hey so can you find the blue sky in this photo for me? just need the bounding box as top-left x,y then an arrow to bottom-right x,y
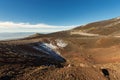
0,0 -> 120,33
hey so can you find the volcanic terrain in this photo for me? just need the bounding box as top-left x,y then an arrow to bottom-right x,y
1,17 -> 120,80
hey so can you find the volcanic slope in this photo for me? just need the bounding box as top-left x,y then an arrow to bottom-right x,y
1,17 -> 120,80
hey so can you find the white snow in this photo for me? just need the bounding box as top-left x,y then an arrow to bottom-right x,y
56,39 -> 68,48
44,43 -> 57,49
32,42 -> 65,62
33,39 -> 67,55
33,43 -> 59,55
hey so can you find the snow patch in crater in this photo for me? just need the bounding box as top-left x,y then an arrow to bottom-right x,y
33,39 -> 67,55
33,43 -> 65,62
44,43 -> 57,49
56,39 -> 68,48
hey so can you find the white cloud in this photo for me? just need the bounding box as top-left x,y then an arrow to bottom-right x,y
0,21 -> 76,33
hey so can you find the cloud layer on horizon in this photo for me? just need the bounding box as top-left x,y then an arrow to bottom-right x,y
0,21 -> 76,33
